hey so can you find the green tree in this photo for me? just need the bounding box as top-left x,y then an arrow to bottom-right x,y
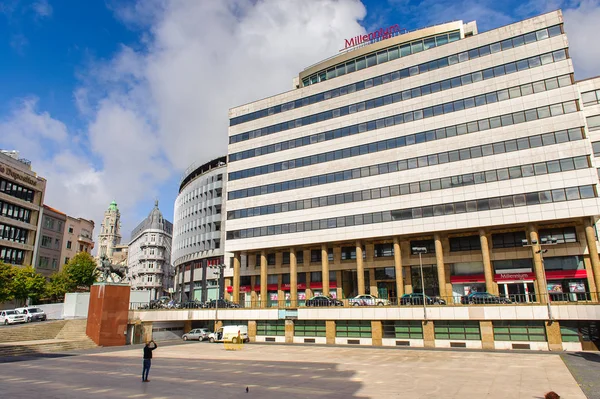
0,261 -> 15,303
46,270 -> 75,301
64,252 -> 98,290
12,266 -> 47,305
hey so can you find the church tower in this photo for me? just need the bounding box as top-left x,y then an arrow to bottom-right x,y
97,200 -> 122,259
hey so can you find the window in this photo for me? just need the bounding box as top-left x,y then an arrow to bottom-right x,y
66,241 -> 72,249
587,115 -> 600,132
493,321 -> 546,341
336,320 -> 371,337
538,226 -> 577,244
38,256 -> 49,268
374,243 -> 394,257
492,231 -> 526,248
382,321 -> 423,339
257,321 -> 285,336
581,89 -> 600,106
296,250 -> 304,264
544,256 -> 584,271
593,142 -> 600,157
310,271 -> 322,283
310,249 -> 321,263
410,240 -> 435,254
41,235 -> 52,248
68,227 -> 74,233
375,267 -> 395,280
267,253 -> 276,266
434,321 -> 481,340
449,236 -> 482,251
64,257 -> 69,265
295,321 -> 326,337
44,217 -> 55,230
493,259 -> 533,272
282,252 -> 290,265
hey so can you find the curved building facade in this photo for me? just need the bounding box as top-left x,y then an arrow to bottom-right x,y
172,156 -> 230,302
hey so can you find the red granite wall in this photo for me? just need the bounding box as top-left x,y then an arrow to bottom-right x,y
86,284 -> 130,346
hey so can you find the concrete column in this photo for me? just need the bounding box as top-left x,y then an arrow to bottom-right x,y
248,320 -> 257,343
365,243 -> 375,263
583,257 -> 598,302
403,267 -> 413,294
528,225 -> 548,304
260,250 -> 267,308
584,218 -> 600,300
480,320 -> 494,350
232,252 -> 241,304
369,269 -> 377,296
142,322 -> 153,343
371,321 -> 382,346
321,244 -> 330,296
479,229 -> 497,295
422,321 -> 435,348
393,237 -> 404,300
305,272 -> 312,298
290,248 -> 298,307
277,274 -> 284,308
183,320 -> 192,334
224,277 -> 232,301
214,320 -> 223,332
336,270 -> 343,299
285,319 -> 294,344
434,233 -> 447,298
326,320 -> 336,345
356,241 -> 365,295
250,276 -> 258,307
546,321 -> 563,351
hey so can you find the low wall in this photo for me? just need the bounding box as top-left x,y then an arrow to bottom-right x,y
38,303 -> 63,320
64,292 -> 90,319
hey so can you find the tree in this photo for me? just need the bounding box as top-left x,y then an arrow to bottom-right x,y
64,252 -> 98,290
46,270 -> 75,301
12,266 -> 47,306
0,261 -> 15,303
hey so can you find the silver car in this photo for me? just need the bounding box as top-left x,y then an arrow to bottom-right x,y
182,328 -> 210,341
348,294 -> 391,306
0,310 -> 26,325
15,307 -> 47,322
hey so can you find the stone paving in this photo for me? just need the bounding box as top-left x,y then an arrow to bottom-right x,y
0,342 -> 588,398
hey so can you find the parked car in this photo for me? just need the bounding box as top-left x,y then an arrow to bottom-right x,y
208,325 -> 249,343
400,293 -> 446,306
182,328 -> 210,341
461,292 -> 512,304
305,295 -> 344,307
15,307 -> 47,322
348,294 -> 391,306
205,299 -> 240,309
182,300 -> 205,309
0,310 -> 27,325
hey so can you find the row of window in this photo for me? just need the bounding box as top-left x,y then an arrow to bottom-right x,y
587,115 -> 600,132
37,256 -> 58,270
40,235 -> 60,250
230,48 -> 568,164
0,178 -> 35,203
43,216 -> 64,232
336,320 -> 372,338
226,185 -> 595,240
493,321 -> 546,341
0,246 -> 25,265
582,89 -> 600,106
229,24 -> 561,128
0,200 -> 32,224
176,204 -> 221,224
0,223 -> 28,244
227,152 -> 587,221
230,58 -> 569,167
302,30 -> 461,88
227,99 -> 580,201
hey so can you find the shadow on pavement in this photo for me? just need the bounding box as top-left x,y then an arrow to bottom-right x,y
565,351 -> 600,363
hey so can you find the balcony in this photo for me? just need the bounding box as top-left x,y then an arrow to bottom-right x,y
138,253 -> 166,262
77,235 -> 93,245
131,267 -> 164,275
140,240 -> 167,248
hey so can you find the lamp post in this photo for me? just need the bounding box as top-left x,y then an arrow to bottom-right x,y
522,237 -> 557,322
412,247 -> 428,321
208,263 -> 226,331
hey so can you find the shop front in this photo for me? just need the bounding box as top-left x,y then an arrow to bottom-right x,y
228,282 -> 337,307
450,262 -> 486,302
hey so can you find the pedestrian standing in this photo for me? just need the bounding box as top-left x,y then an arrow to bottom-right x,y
142,340 -> 157,382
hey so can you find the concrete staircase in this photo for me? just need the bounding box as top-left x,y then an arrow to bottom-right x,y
0,319 -> 97,357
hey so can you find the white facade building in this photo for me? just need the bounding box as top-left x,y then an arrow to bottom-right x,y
172,156 -> 232,302
225,10 -> 600,311
127,201 -> 174,300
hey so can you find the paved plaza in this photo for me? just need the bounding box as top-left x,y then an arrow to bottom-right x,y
0,342 -> 590,398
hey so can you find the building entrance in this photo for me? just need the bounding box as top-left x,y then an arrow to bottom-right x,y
500,282 -> 535,303
377,281 -> 395,300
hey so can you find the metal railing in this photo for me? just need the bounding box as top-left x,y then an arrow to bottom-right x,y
130,292 -> 599,311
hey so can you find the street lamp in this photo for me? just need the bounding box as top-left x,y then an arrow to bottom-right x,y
521,237 -> 557,322
208,263 -> 226,330
412,247 -> 428,321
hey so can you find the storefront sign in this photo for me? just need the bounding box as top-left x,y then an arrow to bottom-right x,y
341,24 -> 403,51
0,164 -> 38,187
495,272 -> 536,282
450,274 -> 485,283
569,282 -> 586,293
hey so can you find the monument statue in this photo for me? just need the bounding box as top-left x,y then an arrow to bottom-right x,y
97,255 -> 127,283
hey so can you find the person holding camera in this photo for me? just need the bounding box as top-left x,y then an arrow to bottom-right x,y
142,340 -> 158,382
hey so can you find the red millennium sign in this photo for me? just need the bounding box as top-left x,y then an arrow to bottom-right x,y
341,24 -> 402,51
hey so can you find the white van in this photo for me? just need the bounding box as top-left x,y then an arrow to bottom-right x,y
208,325 -> 249,344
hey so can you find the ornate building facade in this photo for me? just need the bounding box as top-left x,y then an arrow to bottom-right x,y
97,201 -> 122,260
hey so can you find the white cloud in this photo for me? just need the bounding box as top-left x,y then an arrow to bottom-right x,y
563,0 -> 600,79
32,0 -> 53,18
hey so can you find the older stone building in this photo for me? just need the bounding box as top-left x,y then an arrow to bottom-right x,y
61,215 -> 95,268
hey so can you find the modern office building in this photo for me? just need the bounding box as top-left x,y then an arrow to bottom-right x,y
172,156 -> 232,302
0,151 -> 46,268
219,10 -> 600,349
33,205 -> 66,277
61,215 -> 95,267
127,201 -> 174,299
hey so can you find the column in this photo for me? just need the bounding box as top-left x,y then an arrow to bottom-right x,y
393,237 -> 404,300
247,320 -> 257,343
142,322 -> 153,343
305,271 -> 312,298
545,321 -> 563,351
277,274 -> 284,308
321,244 -> 330,296
369,269 -> 377,296
183,320 -> 192,334
584,218 -> 600,300
224,277 -> 232,301
479,229 -> 497,295
356,241 -> 365,295
190,262 -> 196,301
290,248 -> 298,307
201,258 -> 208,303
232,252 -> 241,304
479,320 -> 494,350
422,321 -> 435,348
326,320 -> 336,345
434,233 -> 447,299
250,276 -> 258,307
260,250 -> 267,308
528,225 -> 548,304
371,321 -> 382,346
336,271 -> 343,299
403,266 -> 413,294
285,319 -> 294,344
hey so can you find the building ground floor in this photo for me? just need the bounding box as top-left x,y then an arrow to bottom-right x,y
225,217 -> 600,307
174,256 -> 227,303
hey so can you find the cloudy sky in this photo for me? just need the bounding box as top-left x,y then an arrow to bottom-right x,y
1,0 -> 599,243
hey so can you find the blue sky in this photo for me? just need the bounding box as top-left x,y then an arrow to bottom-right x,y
1,0 -> 599,243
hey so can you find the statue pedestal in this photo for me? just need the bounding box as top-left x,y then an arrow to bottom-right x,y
86,283 -> 130,346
